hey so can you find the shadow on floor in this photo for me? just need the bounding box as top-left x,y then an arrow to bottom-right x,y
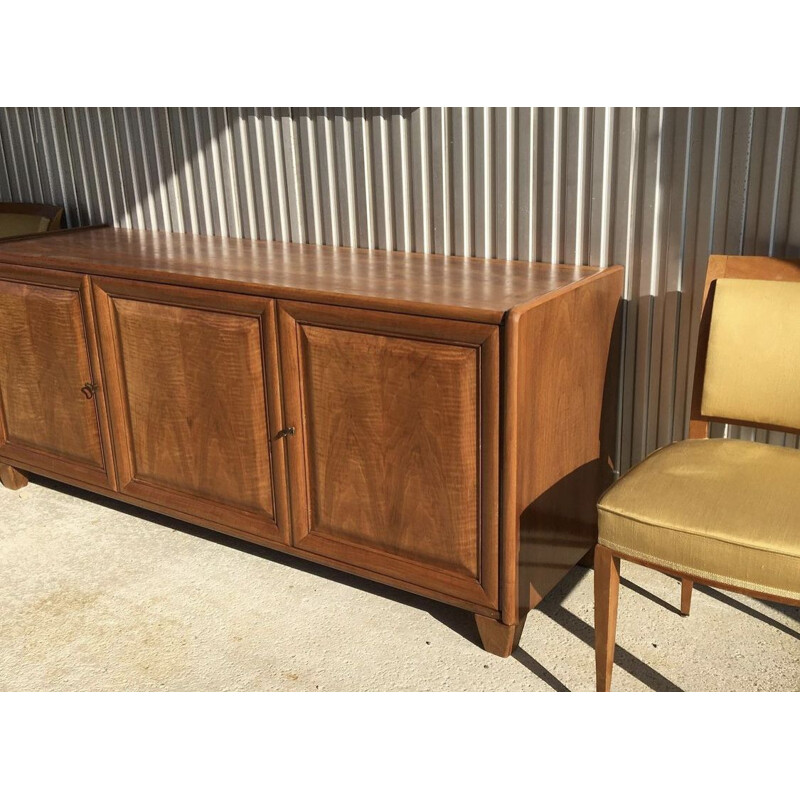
692,583 -> 800,640
534,566 -> 683,692
35,476 -> 800,691
26,475 -> 483,647
620,575 -> 681,615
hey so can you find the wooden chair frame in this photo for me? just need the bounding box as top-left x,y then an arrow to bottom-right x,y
595,254 -> 800,691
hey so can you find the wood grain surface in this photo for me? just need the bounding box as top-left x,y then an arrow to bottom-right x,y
279,300 -> 499,608
501,268 -> 624,625
92,277 -> 290,542
0,266 -> 112,488
0,227 -> 603,324
0,230 -> 625,655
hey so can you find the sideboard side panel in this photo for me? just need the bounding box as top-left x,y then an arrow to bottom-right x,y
507,268 -> 624,620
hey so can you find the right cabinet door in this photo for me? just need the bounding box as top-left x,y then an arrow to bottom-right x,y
278,301 -> 499,609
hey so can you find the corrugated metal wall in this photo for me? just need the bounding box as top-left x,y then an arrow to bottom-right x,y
2,107 -> 799,473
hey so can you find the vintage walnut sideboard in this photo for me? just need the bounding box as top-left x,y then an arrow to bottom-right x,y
0,228 -> 622,656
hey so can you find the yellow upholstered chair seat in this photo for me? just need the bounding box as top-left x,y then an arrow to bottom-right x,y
598,438 -> 800,602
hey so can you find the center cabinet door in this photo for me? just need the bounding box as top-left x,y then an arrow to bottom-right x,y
92,278 -> 290,544
278,301 -> 499,609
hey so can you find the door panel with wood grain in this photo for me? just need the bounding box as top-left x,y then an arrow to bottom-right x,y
93,278 -> 290,543
278,301 -> 499,608
0,266 -> 113,488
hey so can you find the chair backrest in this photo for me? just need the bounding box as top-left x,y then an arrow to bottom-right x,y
690,255 -> 800,438
0,202 -> 63,240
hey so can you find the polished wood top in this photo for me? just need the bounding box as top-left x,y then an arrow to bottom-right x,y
0,227 -> 613,323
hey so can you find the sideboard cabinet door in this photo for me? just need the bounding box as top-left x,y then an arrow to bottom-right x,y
0,266 -> 114,488
92,278 -> 290,543
278,301 -> 499,609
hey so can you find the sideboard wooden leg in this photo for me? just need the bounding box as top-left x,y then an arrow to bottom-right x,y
0,464 -> 28,491
475,614 -> 526,657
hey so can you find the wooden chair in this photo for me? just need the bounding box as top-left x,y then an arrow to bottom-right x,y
594,255 -> 800,691
0,202 -> 63,239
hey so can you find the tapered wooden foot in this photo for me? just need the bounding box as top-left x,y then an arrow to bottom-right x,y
0,464 -> 28,490
681,578 -> 693,616
475,614 -> 526,657
594,544 -> 620,692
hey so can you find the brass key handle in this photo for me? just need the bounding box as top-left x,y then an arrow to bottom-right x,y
81,382 -> 98,399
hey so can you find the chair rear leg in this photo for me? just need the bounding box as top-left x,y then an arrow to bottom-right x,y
681,578 -> 693,616
594,545 -> 620,692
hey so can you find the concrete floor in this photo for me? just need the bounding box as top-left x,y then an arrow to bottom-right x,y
1,477 -> 798,692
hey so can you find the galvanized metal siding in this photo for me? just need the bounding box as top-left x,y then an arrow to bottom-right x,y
2,107 -> 799,473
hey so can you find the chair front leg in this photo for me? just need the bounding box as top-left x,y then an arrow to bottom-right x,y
680,578 -> 693,616
594,544 -> 620,692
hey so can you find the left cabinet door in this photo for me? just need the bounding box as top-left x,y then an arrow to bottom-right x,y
0,265 -> 115,489
92,277 -> 290,544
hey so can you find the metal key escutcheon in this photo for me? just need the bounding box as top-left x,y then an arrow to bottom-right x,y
81,382 -> 99,399
274,426 -> 295,440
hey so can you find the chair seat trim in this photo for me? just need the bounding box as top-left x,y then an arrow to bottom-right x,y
597,539 -> 800,602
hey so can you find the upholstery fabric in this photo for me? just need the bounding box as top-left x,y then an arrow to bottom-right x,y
598,438 -> 800,601
0,213 -> 50,239
702,278 -> 800,431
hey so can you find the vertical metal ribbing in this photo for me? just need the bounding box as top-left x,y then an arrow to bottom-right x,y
250,109 -> 273,241
219,109 -> 243,240
378,108 -> 393,252
340,108 -> 358,248
322,107 -> 340,248
96,108 -> 123,228
269,109 -> 290,243
206,108 -> 229,238
2,109 -> 28,201
461,106 -> 471,257
417,106 -> 432,254
71,108 -> 101,224
189,108 -> 213,235
440,107 -> 451,257
551,107 -> 562,265
399,109 -> 412,253
359,109 -> 375,251
304,109 -> 323,246
282,109 -> 306,244
768,108 -> 787,257
172,109 -> 198,234
527,107 -> 539,262
231,108 -> 257,241
134,108 -> 158,230
146,109 -> 173,232
599,107 -> 614,270
4,107 -> 800,468
482,107 -> 493,259
0,113 -> 12,201
505,107 -> 516,261
574,107 -> 588,266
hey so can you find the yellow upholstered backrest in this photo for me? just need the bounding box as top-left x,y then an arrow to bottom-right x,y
701,278 -> 800,431
0,212 -> 51,239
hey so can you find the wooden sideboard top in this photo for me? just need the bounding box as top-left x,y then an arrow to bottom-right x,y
0,227 -> 617,323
